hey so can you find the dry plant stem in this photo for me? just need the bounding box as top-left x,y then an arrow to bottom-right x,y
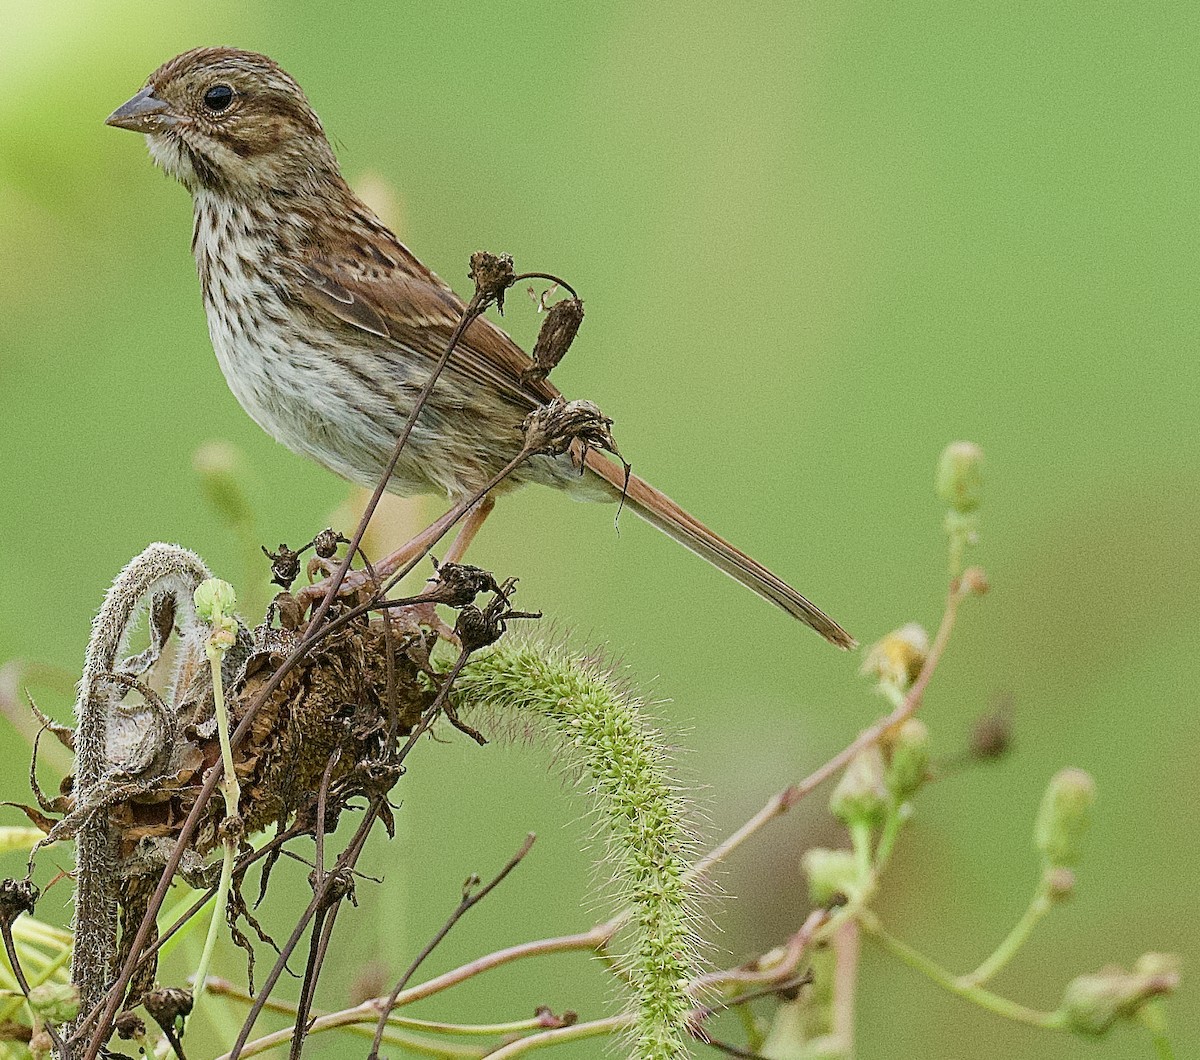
367,833 -> 537,1059
233,666 -> 488,1060
286,752 -> 341,1060
483,1015 -> 633,1059
206,976 -> 560,1038
225,797 -> 382,1060
80,289 -> 491,1059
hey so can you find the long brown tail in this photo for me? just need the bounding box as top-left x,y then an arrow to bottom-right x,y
584,451 -> 856,649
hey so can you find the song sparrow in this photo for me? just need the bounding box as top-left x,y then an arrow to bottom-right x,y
106,47 -> 854,649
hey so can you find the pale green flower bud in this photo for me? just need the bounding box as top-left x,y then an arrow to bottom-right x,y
802,848 -> 860,905
1035,768 -> 1095,868
830,747 -> 889,828
885,718 -> 930,802
936,441 -> 983,513
194,578 -> 237,623
1060,953 -> 1180,1036
861,624 -> 928,694
27,982 -> 80,1023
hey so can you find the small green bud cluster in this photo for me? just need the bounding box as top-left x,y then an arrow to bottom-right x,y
194,577 -> 238,655
1035,767 -> 1095,870
26,982 -> 79,1024
885,718 -> 930,804
830,747 -> 889,829
861,624 -> 928,699
936,441 -> 983,575
1061,953 -> 1180,1036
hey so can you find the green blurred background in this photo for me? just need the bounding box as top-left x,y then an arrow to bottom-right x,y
2,1 -> 1197,1056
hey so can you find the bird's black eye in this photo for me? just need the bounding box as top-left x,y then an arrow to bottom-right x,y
203,84 -> 234,113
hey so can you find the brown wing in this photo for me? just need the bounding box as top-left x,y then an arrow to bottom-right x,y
294,240 -> 561,411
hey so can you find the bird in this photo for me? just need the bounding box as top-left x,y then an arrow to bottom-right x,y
105,47 -> 855,649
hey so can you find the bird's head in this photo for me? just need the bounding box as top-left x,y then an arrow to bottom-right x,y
106,47 -> 340,197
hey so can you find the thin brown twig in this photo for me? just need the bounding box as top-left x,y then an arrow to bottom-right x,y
367,833 -> 537,1058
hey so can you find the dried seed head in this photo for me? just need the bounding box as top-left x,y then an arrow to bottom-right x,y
0,878 -> 38,922
262,544 -> 303,589
523,297 -> 585,385
313,528 -> 347,559
143,986 -> 194,1030
522,397 -> 623,467
468,251 -> 515,312
115,1010 -> 146,1040
426,560 -> 501,608
970,707 -> 1014,760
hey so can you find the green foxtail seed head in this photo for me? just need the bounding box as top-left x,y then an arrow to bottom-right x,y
1035,767 -> 1095,868
830,746 -> 889,828
885,718 -> 930,802
449,641 -> 697,1060
27,982 -> 80,1023
861,623 -> 928,695
803,848 -> 861,906
936,441 -> 983,513
1060,953 -> 1180,1037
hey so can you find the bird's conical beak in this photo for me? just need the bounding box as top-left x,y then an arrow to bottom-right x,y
105,86 -> 177,133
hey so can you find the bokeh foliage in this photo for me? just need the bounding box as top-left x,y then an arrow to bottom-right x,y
1,2 -> 1196,1056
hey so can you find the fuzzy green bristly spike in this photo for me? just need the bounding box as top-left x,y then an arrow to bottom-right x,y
451,641 -> 697,1060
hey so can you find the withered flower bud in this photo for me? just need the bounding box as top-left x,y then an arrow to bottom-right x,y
961,566 -> 990,595
0,878 -> 38,923
456,605 -> 503,654
143,986 -> 194,1030
523,297 -> 585,385
426,560 -> 501,608
970,708 -> 1014,760
312,528 -> 347,559
262,544 -> 302,589
522,398 -> 623,466
1046,867 -> 1076,902
115,1010 -> 146,1040
468,251 -> 515,312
